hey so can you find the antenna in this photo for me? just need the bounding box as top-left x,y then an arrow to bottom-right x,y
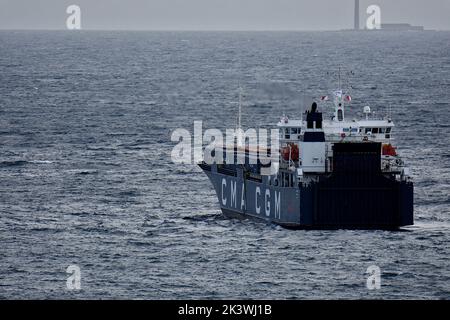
236,85 -> 244,147
326,67 -> 353,98
338,66 -> 341,90
346,70 -> 354,92
238,85 -> 243,130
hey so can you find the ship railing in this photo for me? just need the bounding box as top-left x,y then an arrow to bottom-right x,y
381,157 -> 405,174
326,133 -> 393,144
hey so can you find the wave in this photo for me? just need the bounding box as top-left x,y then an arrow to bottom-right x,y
28,160 -> 53,164
0,159 -> 55,167
0,160 -> 28,168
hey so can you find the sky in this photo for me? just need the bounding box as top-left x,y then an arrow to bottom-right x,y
0,0 -> 449,31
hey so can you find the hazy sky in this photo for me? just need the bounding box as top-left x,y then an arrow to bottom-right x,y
0,0 -> 449,30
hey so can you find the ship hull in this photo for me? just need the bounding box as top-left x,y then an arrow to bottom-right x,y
200,164 -> 414,230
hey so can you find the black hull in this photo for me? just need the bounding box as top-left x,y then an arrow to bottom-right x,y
200,142 -> 414,230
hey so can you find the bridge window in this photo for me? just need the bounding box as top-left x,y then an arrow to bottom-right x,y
284,128 -> 290,139
386,127 -> 391,133
372,128 -> 379,134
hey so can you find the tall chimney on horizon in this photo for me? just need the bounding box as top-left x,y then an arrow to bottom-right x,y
354,0 -> 360,30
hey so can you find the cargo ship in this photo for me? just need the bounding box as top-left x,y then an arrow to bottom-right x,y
198,86 -> 413,229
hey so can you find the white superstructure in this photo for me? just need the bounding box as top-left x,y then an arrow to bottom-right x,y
277,88 -> 409,178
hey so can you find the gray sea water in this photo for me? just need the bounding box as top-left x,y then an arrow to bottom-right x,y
0,31 -> 449,299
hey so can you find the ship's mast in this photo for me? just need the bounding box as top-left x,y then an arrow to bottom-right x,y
238,86 -> 242,130
333,67 -> 346,122
237,86 -> 244,147
338,66 -> 341,91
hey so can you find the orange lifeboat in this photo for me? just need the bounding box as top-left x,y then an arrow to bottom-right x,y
281,144 -> 299,161
382,144 -> 397,156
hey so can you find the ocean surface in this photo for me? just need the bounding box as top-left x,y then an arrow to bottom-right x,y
0,31 -> 449,299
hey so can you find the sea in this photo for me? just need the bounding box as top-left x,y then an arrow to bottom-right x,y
0,30 -> 449,299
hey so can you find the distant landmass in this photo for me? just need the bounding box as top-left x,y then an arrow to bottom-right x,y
379,23 -> 424,31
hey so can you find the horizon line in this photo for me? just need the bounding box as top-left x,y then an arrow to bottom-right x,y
0,28 -> 447,32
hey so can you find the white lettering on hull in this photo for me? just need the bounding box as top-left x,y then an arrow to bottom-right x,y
255,187 -> 261,214
221,178 -> 227,205
265,189 -> 270,216
230,180 -> 237,208
275,191 -> 281,219
220,178 -> 282,219
241,183 -> 246,210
